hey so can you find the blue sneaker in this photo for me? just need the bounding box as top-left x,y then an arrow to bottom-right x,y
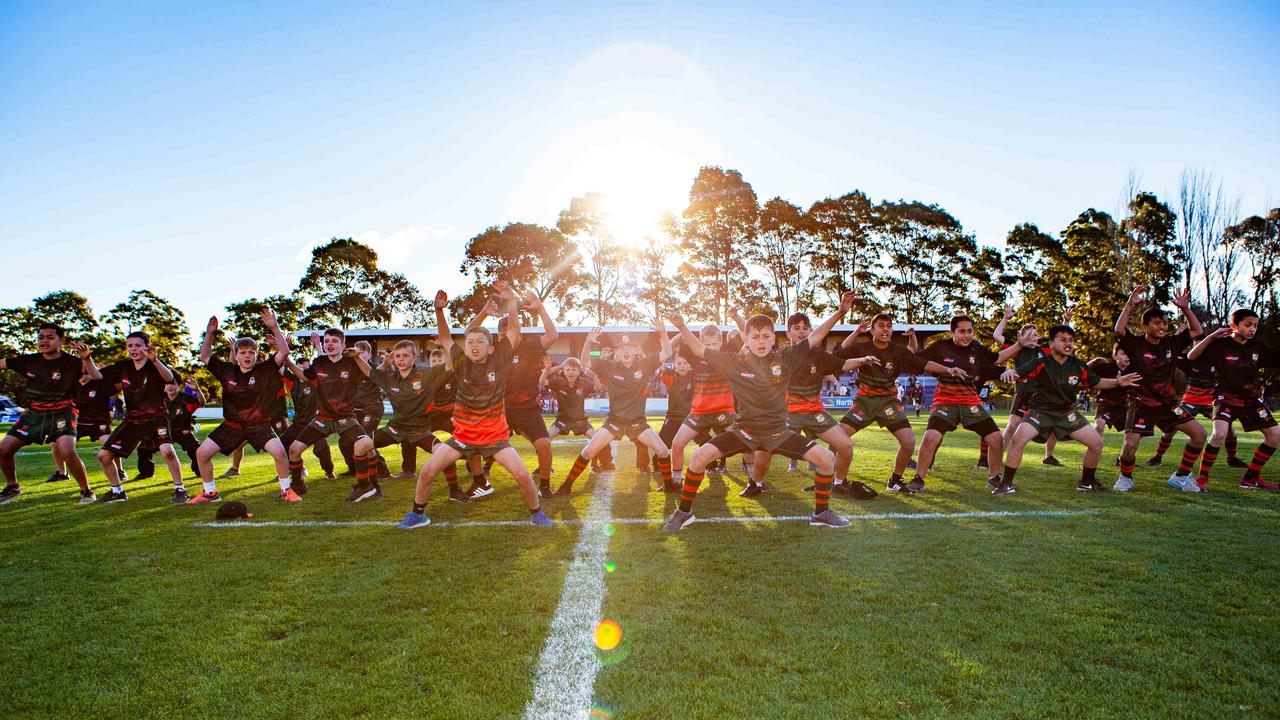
397,511 -> 431,529
529,510 -> 552,527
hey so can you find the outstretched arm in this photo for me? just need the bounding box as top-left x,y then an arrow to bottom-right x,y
806,292 -> 856,347
433,291 -> 453,354
993,305 -> 1014,345
74,342 -> 103,380
261,308 -> 290,366
1115,287 -> 1146,338
199,316 -> 219,365
345,348 -> 373,377
995,327 -> 1038,364
1171,286 -> 1203,338
283,355 -> 308,382
666,314 -> 705,357
841,356 -> 881,371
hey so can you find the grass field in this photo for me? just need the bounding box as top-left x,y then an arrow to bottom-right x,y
2,414 -> 1278,719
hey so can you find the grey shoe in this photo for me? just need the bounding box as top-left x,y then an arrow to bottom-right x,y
1114,475 -> 1134,492
663,509 -> 695,532
171,487 -> 191,504
217,467 -> 240,479
78,490 -> 97,505
810,509 -> 851,528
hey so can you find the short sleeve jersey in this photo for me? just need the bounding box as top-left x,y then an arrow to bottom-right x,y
371,364 -> 449,430
1086,359 -> 1129,405
76,378 -> 116,421
660,367 -> 695,419
101,359 -> 169,421
1175,351 -> 1219,405
1198,337 -> 1277,406
1007,344 -> 1048,394
3,352 -> 84,408
353,372 -> 384,412
206,357 -> 284,426
702,339 -> 810,436
432,370 -> 457,414
166,391 -> 201,433
785,347 -> 846,413
1017,352 -> 1099,411
836,340 -> 926,397
592,354 -> 661,423
1117,330 -> 1194,407
548,374 -> 594,424
285,375 -> 319,424
304,355 -> 364,422
679,345 -> 735,415
505,339 -> 547,409
449,338 -> 514,445
919,339 -> 1000,406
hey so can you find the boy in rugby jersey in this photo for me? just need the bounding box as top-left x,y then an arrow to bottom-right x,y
910,316 -> 1025,494
1144,343 -> 1244,468
650,348 -> 695,486
279,355 -> 336,480
554,317 -> 675,496
999,325 -> 1140,494
135,374 -> 203,482
1112,287 -> 1206,492
1088,346 -> 1132,438
95,331 -> 187,503
54,373 -> 123,484
1186,310 -> 1279,490
342,340 -> 390,481
542,356 -> 615,472
668,323 -> 739,479
285,327 -> 382,503
188,309 -> 300,504
398,284 -> 549,528
351,335 -> 465,501
662,292 -> 857,531
745,311 -> 880,499
994,306 -> 1071,467
0,324 -> 101,505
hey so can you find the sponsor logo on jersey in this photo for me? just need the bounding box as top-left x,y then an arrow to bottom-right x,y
412,380 -> 422,391
339,371 -> 349,379
487,372 -> 497,383
1260,407 -> 1270,419
633,371 -> 642,380
740,372 -> 756,379
88,391 -> 96,398
770,363 -> 782,376
248,377 -> 256,385
51,372 -> 62,380
883,406 -> 894,416
1067,375 -> 1079,385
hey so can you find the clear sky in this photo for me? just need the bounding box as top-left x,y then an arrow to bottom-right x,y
2,0 -> 1277,330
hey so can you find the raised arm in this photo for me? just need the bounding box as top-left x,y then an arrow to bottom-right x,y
495,281 -> 521,348
1187,327 -> 1229,360
199,316 -> 219,365
260,308 -> 290,366
184,376 -> 207,405
841,319 -> 870,350
73,342 -> 103,381
283,355 -> 309,382
666,314 -> 705,357
344,347 -> 373,376
727,306 -> 747,338
1171,286 -> 1203,338
524,291 -> 559,349
1115,287 -> 1146,338
992,305 -> 1014,345
805,291 -> 856,347
433,290 -> 453,354
580,327 -> 603,367
905,327 -> 918,353
654,313 -> 673,361
145,346 -> 175,383
996,326 -> 1038,364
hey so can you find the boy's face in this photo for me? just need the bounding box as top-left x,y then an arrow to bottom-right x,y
36,329 -> 63,354
951,321 -> 974,347
1113,348 -> 1129,369
617,345 -> 639,365
700,328 -> 723,351
164,382 -> 179,399
1143,315 -> 1168,338
428,354 -> 444,367
235,345 -> 258,368
323,333 -> 345,355
1048,331 -> 1075,357
746,326 -> 776,357
392,348 -> 416,371
673,355 -> 692,374
872,319 -> 893,344
464,331 -> 491,361
563,364 -> 581,383
125,337 -> 147,361
787,320 -> 810,343
1234,316 -> 1259,339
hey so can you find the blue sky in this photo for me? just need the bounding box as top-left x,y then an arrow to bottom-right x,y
1,0 -> 1277,330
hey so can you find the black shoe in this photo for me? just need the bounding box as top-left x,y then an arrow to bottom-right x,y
1227,457 -> 1249,468
1042,456 -> 1063,467
45,471 -> 69,483
802,483 -> 816,492
975,460 -> 989,469
293,478 -> 309,496
0,485 -> 21,504
448,486 -> 470,502
132,472 -> 154,481
553,482 -> 573,497
1077,479 -> 1110,492
538,482 -> 552,498
885,477 -> 907,493
662,481 -> 680,494
1144,456 -> 1163,467
340,469 -> 356,478
96,488 -> 128,503
905,477 -> 925,494
372,482 -> 384,498
346,482 -> 378,503
171,487 -> 191,504
991,481 -> 1016,495
986,475 -> 1002,491
738,483 -> 764,498
323,472 -> 337,481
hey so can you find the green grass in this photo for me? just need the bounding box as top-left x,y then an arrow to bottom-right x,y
2,415 -> 1278,719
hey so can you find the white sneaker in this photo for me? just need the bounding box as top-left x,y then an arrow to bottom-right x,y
1114,475 -> 1134,492
1179,475 -> 1202,493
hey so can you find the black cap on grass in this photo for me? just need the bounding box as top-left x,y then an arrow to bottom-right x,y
215,501 -> 253,520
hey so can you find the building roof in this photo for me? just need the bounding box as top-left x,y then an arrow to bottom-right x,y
294,324 -> 951,338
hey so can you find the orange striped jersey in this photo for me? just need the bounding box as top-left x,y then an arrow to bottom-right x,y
592,354 -> 661,422
785,347 -> 845,413
679,346 -> 735,415
1175,352 -> 1218,406
449,339 -> 514,446
919,339 -> 1000,406
835,340 -> 926,397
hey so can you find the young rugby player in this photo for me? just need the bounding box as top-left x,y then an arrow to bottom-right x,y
651,348 -> 694,483
999,325 -> 1140,494
188,309 -> 299,503
0,324 -> 101,504
554,317 -> 674,496
995,306 -> 1072,467
1144,345 -> 1245,468
398,285 -> 550,529
135,374 -> 203,481
343,341 -> 390,481
95,332 -> 187,503
668,323 -> 738,480
1187,310 -> 1279,490
1087,346 -> 1132,440
542,357 -> 615,472
1112,287 -> 1206,492
662,291 -> 857,531
53,374 -> 123,483
278,355 -> 337,480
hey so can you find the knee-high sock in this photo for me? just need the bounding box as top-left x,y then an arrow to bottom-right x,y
678,469 -> 705,512
813,472 -> 834,513
443,464 -> 459,488
289,459 -> 304,483
978,438 -> 989,463
561,454 -> 589,490
1153,433 -> 1173,459
1225,432 -> 1239,460
353,453 -> 370,486
1198,444 -> 1221,478
1177,444 -> 1203,475
1245,444 -> 1277,480
655,456 -> 673,486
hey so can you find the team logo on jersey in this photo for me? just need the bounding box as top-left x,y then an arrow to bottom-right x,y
512,355 -> 519,364
339,371 -> 350,379
51,372 -> 62,380
487,372 -> 496,383
412,380 -> 422,391
809,365 -> 817,374
1067,375 -> 1079,386
814,412 -> 826,421
1068,412 -> 1078,422
1260,408 -> 1270,419
969,406 -> 979,414
969,356 -> 975,364
717,414 -> 728,423
55,419 -> 66,430
303,387 -> 312,395
883,406 -> 894,416
770,363 -> 782,376
88,391 -> 97,398
885,362 -> 894,372
1251,353 -> 1259,361
157,427 -> 168,437
1165,351 -> 1172,359
248,377 -> 256,385
633,371 -> 642,379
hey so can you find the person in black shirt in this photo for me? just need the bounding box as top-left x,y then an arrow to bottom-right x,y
0,323 -> 102,504
1111,287 -> 1205,492
279,356 -> 336,479
51,374 -> 123,484
542,357 -> 615,473
135,374 -> 203,481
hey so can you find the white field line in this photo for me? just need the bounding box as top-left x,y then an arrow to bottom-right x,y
191,509 -> 1097,530
523,469 -> 616,720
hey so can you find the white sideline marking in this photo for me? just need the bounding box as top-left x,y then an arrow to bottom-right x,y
191,509 -> 1096,529
524,469 -> 616,720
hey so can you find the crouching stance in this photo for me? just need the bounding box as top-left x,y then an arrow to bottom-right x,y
999,325 -> 1139,494
190,309 -> 299,503
399,286 -> 550,529
663,292 -> 857,532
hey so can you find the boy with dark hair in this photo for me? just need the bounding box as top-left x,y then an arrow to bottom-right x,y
542,356 -> 616,474
278,355 -> 336,480
554,316 -> 674,496
0,324 -> 101,504
286,326 -> 382,503
911,315 -> 1024,494
188,309 -> 300,503
135,373 -> 203,482
668,323 -> 739,480
662,292 -> 857,531
651,349 -> 694,483
95,331 -> 187,503
1088,345 -> 1132,438
353,338 -> 464,501
398,285 -> 550,529
342,340 -> 390,481
1187,309 -> 1279,490
1112,287 -> 1206,492
994,306 -> 1071,467
1144,343 -> 1245,468
747,311 -> 880,498
999,325 -> 1140,494
55,373 -> 123,483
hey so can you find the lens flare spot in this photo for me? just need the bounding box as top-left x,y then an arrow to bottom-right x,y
603,524 -> 615,536
589,704 -> 615,719
604,561 -> 617,573
595,619 -> 622,651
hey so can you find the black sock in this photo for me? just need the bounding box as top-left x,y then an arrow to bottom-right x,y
530,505 -> 542,515
413,502 -> 426,514
891,474 -> 902,483
1082,467 -> 1097,484
471,473 -> 486,485
1002,466 -> 1018,485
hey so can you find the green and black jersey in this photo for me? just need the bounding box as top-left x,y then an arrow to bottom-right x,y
835,340 -> 926,397
2,352 -> 84,409
593,355 -> 661,423
703,340 -> 809,436
371,364 -> 450,431
1017,352 -> 1099,412
785,347 -> 845,413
